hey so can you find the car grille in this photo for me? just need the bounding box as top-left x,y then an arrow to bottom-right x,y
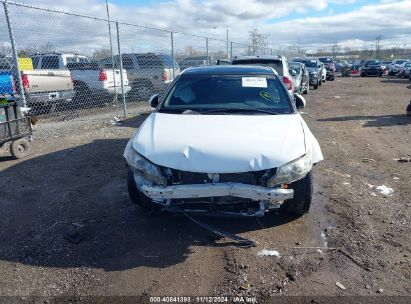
167,168 -> 275,186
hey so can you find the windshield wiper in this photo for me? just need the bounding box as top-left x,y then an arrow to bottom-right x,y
200,108 -> 281,115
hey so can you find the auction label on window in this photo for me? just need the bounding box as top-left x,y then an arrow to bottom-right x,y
242,77 -> 267,88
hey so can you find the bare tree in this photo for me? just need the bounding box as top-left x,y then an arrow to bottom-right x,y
249,28 -> 268,55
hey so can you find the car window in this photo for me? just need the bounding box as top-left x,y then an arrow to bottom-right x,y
295,60 -> 317,68
136,54 -> 163,68
365,60 -> 380,65
289,63 -> 301,73
319,58 -> 333,63
66,57 -> 78,64
121,55 -> 134,69
41,56 -> 59,69
161,74 -> 292,113
160,54 -> 179,69
31,57 -> 40,69
232,60 -> 283,75
78,57 -> 89,63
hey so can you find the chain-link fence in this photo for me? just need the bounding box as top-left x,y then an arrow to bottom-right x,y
0,0 -> 302,122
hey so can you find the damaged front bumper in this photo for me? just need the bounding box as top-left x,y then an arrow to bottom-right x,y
132,172 -> 293,217
141,182 -> 293,201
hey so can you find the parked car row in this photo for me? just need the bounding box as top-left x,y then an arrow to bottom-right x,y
335,58 -> 411,79
213,55 -> 335,100
1,51 -> 341,115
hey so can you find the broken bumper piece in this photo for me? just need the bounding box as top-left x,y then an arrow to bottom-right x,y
141,183 -> 294,201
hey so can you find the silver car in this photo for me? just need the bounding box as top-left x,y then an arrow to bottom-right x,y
103,53 -> 181,100
230,55 -> 295,95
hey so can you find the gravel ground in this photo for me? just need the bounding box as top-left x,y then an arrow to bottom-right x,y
0,76 -> 410,303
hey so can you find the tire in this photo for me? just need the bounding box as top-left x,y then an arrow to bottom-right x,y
130,80 -> 154,102
127,169 -> 157,209
10,138 -> 30,159
330,77 -> 335,81
313,82 -> 318,89
73,82 -> 93,108
319,80 -> 322,86
280,171 -> 313,216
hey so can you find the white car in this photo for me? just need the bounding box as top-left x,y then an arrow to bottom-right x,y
398,62 -> 411,78
124,66 -> 323,217
388,59 -> 410,76
320,62 -> 327,82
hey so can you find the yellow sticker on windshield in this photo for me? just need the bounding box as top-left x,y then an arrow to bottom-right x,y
260,91 -> 279,102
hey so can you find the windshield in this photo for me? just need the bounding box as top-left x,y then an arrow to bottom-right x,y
294,60 -> 317,68
319,58 -> 333,63
365,60 -> 380,65
160,74 -> 293,114
232,60 -> 283,75
289,63 -> 301,73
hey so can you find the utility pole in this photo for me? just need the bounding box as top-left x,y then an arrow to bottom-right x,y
375,34 -> 382,59
226,29 -> 229,59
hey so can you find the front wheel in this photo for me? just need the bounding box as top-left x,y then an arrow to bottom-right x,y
280,171 -> 313,216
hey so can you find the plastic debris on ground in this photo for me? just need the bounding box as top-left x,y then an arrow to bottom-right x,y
393,157 -> 410,163
375,185 -> 394,196
366,183 -> 394,196
335,281 -> 346,290
257,249 -> 281,257
109,116 -> 122,125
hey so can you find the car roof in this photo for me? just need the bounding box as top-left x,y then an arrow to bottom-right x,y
232,55 -> 283,61
181,65 -> 275,75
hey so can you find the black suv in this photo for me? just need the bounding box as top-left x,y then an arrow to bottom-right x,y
361,60 -> 383,77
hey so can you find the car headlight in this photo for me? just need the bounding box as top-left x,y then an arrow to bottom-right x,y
123,139 -> 166,186
267,154 -> 313,187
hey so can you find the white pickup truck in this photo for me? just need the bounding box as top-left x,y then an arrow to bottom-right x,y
31,53 -> 131,105
0,56 -> 74,113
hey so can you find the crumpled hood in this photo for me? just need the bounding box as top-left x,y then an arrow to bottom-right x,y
132,113 -> 322,173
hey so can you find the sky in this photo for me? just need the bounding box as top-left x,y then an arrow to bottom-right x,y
1,0 -> 411,55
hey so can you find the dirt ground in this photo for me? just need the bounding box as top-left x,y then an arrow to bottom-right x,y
0,76 -> 410,303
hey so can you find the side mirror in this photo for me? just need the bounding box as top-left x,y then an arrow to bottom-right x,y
290,69 -> 297,76
294,93 -> 306,109
149,94 -> 159,108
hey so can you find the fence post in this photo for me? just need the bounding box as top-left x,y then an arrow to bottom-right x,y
115,21 -> 127,118
3,0 -> 26,108
205,37 -> 209,65
171,31 -> 175,79
105,0 -> 117,105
